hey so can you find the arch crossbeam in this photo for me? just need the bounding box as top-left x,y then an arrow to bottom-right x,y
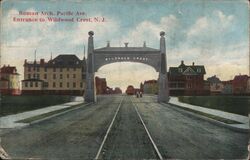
94,52 -> 161,72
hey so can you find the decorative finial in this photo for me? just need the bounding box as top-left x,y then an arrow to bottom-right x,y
160,31 -> 165,36
124,42 -> 129,47
88,31 -> 94,36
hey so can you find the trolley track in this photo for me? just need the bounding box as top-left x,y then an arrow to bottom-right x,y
95,96 -> 164,159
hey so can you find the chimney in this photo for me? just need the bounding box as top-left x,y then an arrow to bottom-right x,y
143,41 -> 146,47
181,60 -> 184,65
107,41 -> 110,47
40,59 -> 45,65
25,59 -> 27,64
192,62 -> 195,66
124,42 -> 129,47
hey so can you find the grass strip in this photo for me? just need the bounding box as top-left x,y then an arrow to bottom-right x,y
169,104 -> 243,124
16,103 -> 83,123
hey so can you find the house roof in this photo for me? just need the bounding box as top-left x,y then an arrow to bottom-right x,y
169,61 -> 206,76
233,75 -> 248,82
0,66 -> 19,74
144,80 -> 157,84
207,75 -> 221,83
24,54 -> 86,68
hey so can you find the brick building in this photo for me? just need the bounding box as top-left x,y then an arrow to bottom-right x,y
95,76 -> 107,94
22,54 -> 86,95
168,61 -> 208,96
232,75 -> 249,95
0,65 -> 21,95
143,80 -> 158,94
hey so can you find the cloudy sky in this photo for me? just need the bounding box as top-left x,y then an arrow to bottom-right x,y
1,0 -> 249,91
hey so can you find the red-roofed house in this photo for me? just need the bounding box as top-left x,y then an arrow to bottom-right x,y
0,65 -> 21,95
232,75 -> 249,94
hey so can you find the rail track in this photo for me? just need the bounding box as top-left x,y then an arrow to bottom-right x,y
95,96 -> 163,159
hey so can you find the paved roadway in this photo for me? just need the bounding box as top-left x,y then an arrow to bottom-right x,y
1,95 -> 248,159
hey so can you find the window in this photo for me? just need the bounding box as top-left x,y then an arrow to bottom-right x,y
44,67 -> 47,72
44,82 -> 48,87
60,74 -> 63,79
197,68 -> 201,73
33,74 -> 36,78
35,82 -> 38,87
60,82 -> 63,88
67,74 -> 69,78
28,67 -> 31,72
37,67 -> 40,72
73,74 -> 76,78
53,82 -> 56,88
30,82 -> 33,87
37,74 -> 40,79
73,82 -> 76,88
44,74 -> 47,79
187,76 -> 192,80
67,82 -> 69,88
60,68 -> 63,72
53,68 -> 56,72
53,74 -> 56,79
25,82 -> 28,87
73,68 -> 76,71
178,68 -> 183,72
187,83 -> 192,88
28,74 -> 31,79
80,82 -> 83,88
67,68 -> 69,71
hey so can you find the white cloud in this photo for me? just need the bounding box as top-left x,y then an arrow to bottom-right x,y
120,15 -> 179,47
187,10 -> 234,38
187,17 -> 208,37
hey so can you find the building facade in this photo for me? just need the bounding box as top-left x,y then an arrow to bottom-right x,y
247,77 -> 250,94
22,55 -> 86,95
143,80 -> 158,94
0,65 -> 21,95
95,76 -> 107,95
221,80 -> 233,95
232,75 -> 249,95
168,61 -> 208,96
207,75 -> 224,94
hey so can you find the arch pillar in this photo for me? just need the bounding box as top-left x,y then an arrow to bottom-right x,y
84,31 -> 96,102
157,31 -> 169,102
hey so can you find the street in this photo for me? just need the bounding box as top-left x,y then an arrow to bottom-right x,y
1,95 -> 248,159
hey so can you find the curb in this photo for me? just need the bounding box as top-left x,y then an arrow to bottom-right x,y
29,102 -> 93,125
161,102 -> 249,133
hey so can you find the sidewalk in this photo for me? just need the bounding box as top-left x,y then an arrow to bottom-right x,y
0,97 -> 85,129
169,97 -> 249,131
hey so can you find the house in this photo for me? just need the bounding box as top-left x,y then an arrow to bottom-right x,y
232,75 -> 249,95
247,77 -> 250,94
168,61 -> 207,96
95,76 -> 107,95
221,80 -> 233,95
207,75 -> 224,94
0,65 -> 21,95
143,80 -> 158,94
22,55 -> 86,95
